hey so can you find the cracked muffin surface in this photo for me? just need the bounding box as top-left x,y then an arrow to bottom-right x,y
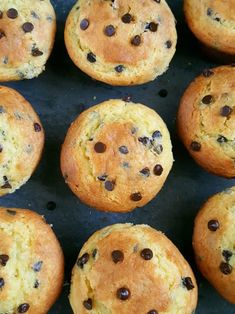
0,86 -> 44,196
177,65 -> 235,178
61,99 -> 173,213
0,207 -> 64,313
70,223 -> 198,314
193,187 -> 235,303
0,0 -> 56,81
64,0 -> 177,86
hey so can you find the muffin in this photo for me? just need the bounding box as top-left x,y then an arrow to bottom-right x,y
64,0 -> 177,86
61,99 -> 173,213
177,65 -> 235,178
0,207 -> 64,313
70,223 -> 198,314
0,0 -> 56,81
184,0 -> 235,61
193,187 -> 235,304
0,86 -> 44,196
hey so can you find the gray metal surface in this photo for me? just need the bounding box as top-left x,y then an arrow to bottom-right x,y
1,1 -> 234,313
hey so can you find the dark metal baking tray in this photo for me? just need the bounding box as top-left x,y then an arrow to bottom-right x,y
1,1 -> 234,313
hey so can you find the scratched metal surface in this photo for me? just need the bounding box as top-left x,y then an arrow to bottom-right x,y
1,1 -> 234,313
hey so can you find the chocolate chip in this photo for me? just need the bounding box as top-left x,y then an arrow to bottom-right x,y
222,250 -> 233,262
31,11 -> 39,19
87,52 -> 96,63
80,19 -> 89,30
6,209 -> 16,216
0,144 -> 3,153
105,180 -> 115,191
18,304 -> 30,313
208,219 -> 219,231
154,0 -> 161,2
119,146 -> 129,154
202,95 -> 214,104
121,13 -> 132,23
117,287 -> 131,300
182,277 -> 195,290
220,106 -> 233,117
207,8 -> 213,16
34,122 -> 42,132
1,177 -> 12,189
83,298 -> 92,310
0,278 -> 4,289
146,22 -> 158,32
122,95 -> 132,102
165,40 -> 172,48
77,253 -> 89,269
7,8 -> 18,19
0,30 -> 5,39
148,311 -> 158,314
153,144 -> 163,154
104,25 -> 116,37
220,262 -> 233,275
112,250 -> 124,263
140,167 -> 150,177
98,174 -> 107,181
217,135 -> 227,143
32,48 -> 43,57
0,11 -> 2,19
0,255 -> 9,266
115,65 -> 125,73
94,142 -> 106,153
33,261 -> 43,272
131,35 -> 141,46
152,131 -> 162,139
214,17 -> 220,22
34,279 -> 40,288
190,141 -> 201,152
153,164 -> 163,176
130,192 -> 142,201
92,249 -> 97,258
138,137 -> 149,145
22,22 -> 34,33
141,248 -> 153,260
158,89 -> 168,97
46,201 -> 56,211
202,69 -> 214,77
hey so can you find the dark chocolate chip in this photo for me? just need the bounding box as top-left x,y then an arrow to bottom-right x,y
0,254 -> 9,266
152,130 -> 162,139
94,142 -> 106,153
31,11 -> 39,19
202,95 -> 214,105
182,277 -> 194,290
121,13 -> 132,24
190,141 -> 201,152
98,174 -> 107,181
119,146 -> 129,154
148,311 -> 158,314
83,298 -> 92,310
220,106 -> 233,117
77,253 -> 89,269
31,48 -> 43,57
33,261 -> 43,272
122,95 -> 132,102
130,192 -> 142,201
202,69 -> 214,77
141,248 -> 153,260
80,19 -> 89,30
105,180 -> 115,191
7,8 -> 18,19
6,209 -> 16,216
222,250 -> 233,262
220,262 -> 232,275
158,89 -> 168,97
22,22 -> 34,33
138,137 -> 149,145
34,279 -> 40,288
0,278 -> 4,289
46,201 -> 56,211
0,30 -> 6,39
131,35 -> 141,46
153,144 -> 163,154
115,65 -> 125,73
104,25 -> 116,37
208,219 -> 219,231
140,167 -> 150,177
0,144 -> 3,153
165,40 -> 172,48
112,250 -> 124,263
154,0 -> 161,3
146,22 -> 158,32
207,8 -> 213,16
87,52 -> 96,63
117,287 -> 131,300
18,304 -> 30,313
1,180 -> 12,189
92,249 -> 97,259
34,122 -> 42,132
214,17 -> 220,22
217,135 -> 227,143
153,164 -> 163,176
0,11 -> 2,19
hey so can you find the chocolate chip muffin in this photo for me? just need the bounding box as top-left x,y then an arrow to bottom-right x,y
70,223 -> 198,314
193,187 -> 235,304
0,0 -> 56,81
184,0 -> 235,61
61,99 -> 173,213
0,207 -> 64,313
64,0 -> 177,86
177,65 -> 235,178
0,86 -> 44,196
